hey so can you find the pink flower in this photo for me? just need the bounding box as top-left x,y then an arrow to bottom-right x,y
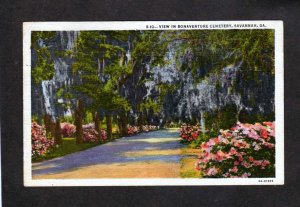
229,166 -> 238,173
261,160 -> 270,167
240,172 -> 251,178
192,132 -> 198,139
254,144 -> 261,151
242,161 -> 252,168
229,147 -> 237,155
201,142 -> 210,150
223,172 -> 230,177
238,156 -> 243,162
215,150 -> 225,161
253,160 -> 262,166
233,139 -> 250,149
61,122 -> 76,137
263,122 -> 273,127
260,128 -> 268,139
32,122 -> 54,158
247,130 -> 260,140
179,124 -> 201,142
205,167 -> 219,176
195,163 -> 202,171
194,121 -> 275,178
234,161 -> 240,165
263,142 -> 275,148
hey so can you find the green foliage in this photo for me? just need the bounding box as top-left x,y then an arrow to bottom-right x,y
31,31 -> 56,84
140,98 -> 160,113
55,87 -> 74,112
155,82 -> 179,109
31,31 -> 56,44
32,48 -> 55,84
131,31 -> 169,66
60,115 -> 75,124
56,88 -> 64,98
31,115 -> 40,123
84,111 -> 93,124
189,133 -> 210,149
164,122 -> 181,128
239,111 -> 275,124
204,105 -> 238,136
70,31 -> 132,114
172,30 -> 274,82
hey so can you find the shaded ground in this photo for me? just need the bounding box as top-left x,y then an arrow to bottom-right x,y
33,129 -> 186,179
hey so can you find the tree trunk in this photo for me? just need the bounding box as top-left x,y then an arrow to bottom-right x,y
121,111 -> 128,137
137,113 -> 144,131
117,116 -> 122,135
75,99 -> 83,144
50,121 -> 56,138
236,107 -> 242,123
200,111 -> 206,135
93,112 -> 101,133
54,118 -> 62,145
106,113 -> 113,140
93,112 -> 101,140
43,114 -> 52,137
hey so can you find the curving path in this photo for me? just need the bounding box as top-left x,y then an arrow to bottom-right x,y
32,129 -> 184,179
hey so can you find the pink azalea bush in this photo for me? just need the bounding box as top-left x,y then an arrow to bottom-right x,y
127,125 -> 139,135
82,123 -> 107,142
179,124 -> 201,142
60,122 -> 76,137
196,122 -> 275,178
32,122 -> 54,158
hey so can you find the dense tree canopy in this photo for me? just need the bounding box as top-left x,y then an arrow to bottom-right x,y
31,31 -> 56,84
31,29 -> 275,135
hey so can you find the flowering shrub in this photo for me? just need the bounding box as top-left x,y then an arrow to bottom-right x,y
196,122 -> 275,178
99,130 -> 107,140
127,125 -> 139,135
142,125 -> 159,132
60,122 -> 76,137
179,124 -> 201,142
32,122 -> 54,158
127,125 -> 159,135
82,123 -> 107,142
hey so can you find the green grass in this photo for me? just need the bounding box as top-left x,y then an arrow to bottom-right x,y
180,169 -> 200,178
32,137 -> 105,162
180,157 -> 201,178
180,147 -> 202,178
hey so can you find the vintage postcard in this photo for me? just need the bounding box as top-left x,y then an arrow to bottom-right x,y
23,21 -> 284,186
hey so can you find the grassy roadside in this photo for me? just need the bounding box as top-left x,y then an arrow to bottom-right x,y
180,147 -> 201,178
33,134 -> 121,163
